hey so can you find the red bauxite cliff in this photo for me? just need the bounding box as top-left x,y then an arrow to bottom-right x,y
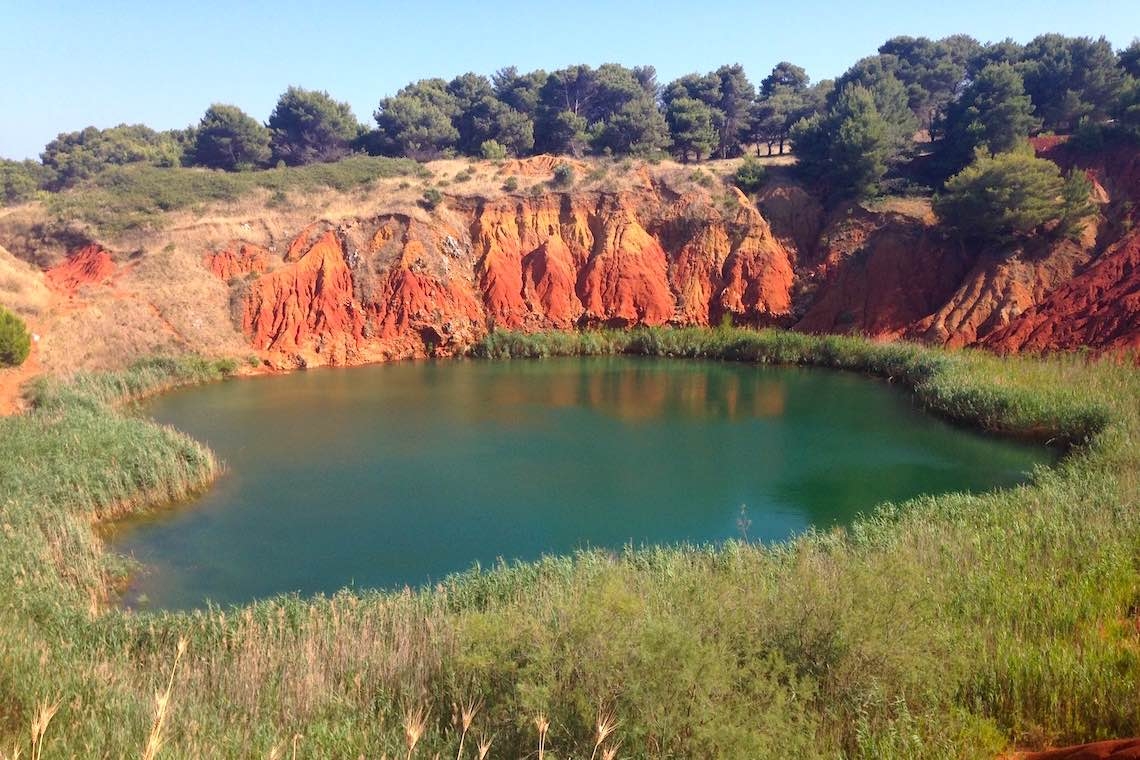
24,147 -> 1139,371
208,185 -> 798,368
211,143 -> 1140,367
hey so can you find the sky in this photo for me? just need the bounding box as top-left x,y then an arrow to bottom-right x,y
1,0 -> 1138,160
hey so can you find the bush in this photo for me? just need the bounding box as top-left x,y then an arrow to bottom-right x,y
0,305 -> 32,367
421,187 -> 444,209
502,176 -> 519,192
480,140 -> 508,160
552,162 -> 575,187
732,156 -> 767,193
934,147 -> 1097,244
689,169 -> 715,188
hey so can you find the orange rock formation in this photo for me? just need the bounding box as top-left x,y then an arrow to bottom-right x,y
24,141 -> 1140,371
223,188 -> 798,367
45,245 -> 116,294
205,242 -> 271,281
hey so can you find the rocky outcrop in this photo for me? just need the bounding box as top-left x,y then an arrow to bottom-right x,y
224,187 -> 801,367
45,245 -> 116,294
11,145 -> 1140,373
205,242 -> 270,281
214,153 -> 1140,367
795,213 -> 972,337
909,235 -> 1096,348
984,226 -> 1140,355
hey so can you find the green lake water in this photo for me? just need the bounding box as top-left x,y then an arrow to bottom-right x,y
108,357 -> 1055,610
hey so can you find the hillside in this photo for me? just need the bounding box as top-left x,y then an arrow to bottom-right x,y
0,142 -> 1136,413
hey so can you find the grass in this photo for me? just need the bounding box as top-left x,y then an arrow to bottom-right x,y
1,327 -> 1138,758
44,156 -> 427,235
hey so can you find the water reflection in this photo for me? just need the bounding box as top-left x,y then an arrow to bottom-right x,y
108,357 -> 1053,610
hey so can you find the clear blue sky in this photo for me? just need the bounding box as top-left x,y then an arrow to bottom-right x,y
2,0 -> 1138,159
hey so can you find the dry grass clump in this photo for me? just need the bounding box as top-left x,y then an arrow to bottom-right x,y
142,637 -> 187,760
0,246 -> 50,319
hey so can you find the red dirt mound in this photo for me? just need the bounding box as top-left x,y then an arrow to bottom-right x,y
1018,738 -> 1140,759
45,245 -> 116,294
984,227 -> 1140,356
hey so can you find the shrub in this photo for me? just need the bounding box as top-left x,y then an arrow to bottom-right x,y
689,169 -> 715,188
552,162 -> 575,187
502,176 -> 519,192
733,156 -> 767,193
0,305 -> 32,367
421,187 -> 444,210
480,140 -> 508,160
934,147 -> 1097,244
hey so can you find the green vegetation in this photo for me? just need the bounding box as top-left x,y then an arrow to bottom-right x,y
0,159 -> 49,205
191,104 -> 272,171
3,328 -> 1138,757
4,32 -> 1140,212
937,63 -> 1040,173
40,123 -> 185,190
793,86 -> 894,201
551,162 -> 575,187
266,86 -> 361,166
732,155 -> 767,193
0,305 -> 31,367
934,147 -> 1097,243
479,139 -> 508,160
421,186 -> 444,210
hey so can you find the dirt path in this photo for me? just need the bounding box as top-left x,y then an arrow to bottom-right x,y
0,341 -> 39,415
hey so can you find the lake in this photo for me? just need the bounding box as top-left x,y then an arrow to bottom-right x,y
108,357 -> 1054,609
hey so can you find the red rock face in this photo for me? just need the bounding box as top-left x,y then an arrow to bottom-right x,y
241,230 -> 366,366
204,242 -> 270,281
228,189 -> 799,367
795,216 -> 973,338
578,200 -> 674,325
716,190 -> 794,323
206,142 -> 1140,368
45,245 -> 116,294
984,226 -> 1140,356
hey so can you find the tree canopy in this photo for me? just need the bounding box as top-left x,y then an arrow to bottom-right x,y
267,87 -> 361,166
191,104 -> 272,171
937,63 -> 1039,173
40,124 -> 183,189
793,85 -> 893,201
6,30 -> 1140,211
934,147 -> 1096,244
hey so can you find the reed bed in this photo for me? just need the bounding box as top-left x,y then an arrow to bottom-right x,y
1,328 -> 1138,758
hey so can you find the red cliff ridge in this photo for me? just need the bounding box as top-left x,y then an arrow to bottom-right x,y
86,145 -> 1138,370
217,184 -> 800,368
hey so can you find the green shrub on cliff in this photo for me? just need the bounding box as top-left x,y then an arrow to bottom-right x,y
732,155 -> 767,193
934,147 -> 1097,244
0,305 -> 31,367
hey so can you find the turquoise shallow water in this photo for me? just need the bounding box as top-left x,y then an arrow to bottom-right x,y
108,357 -> 1055,610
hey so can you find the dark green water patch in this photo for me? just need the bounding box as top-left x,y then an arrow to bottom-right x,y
107,357 -> 1055,610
